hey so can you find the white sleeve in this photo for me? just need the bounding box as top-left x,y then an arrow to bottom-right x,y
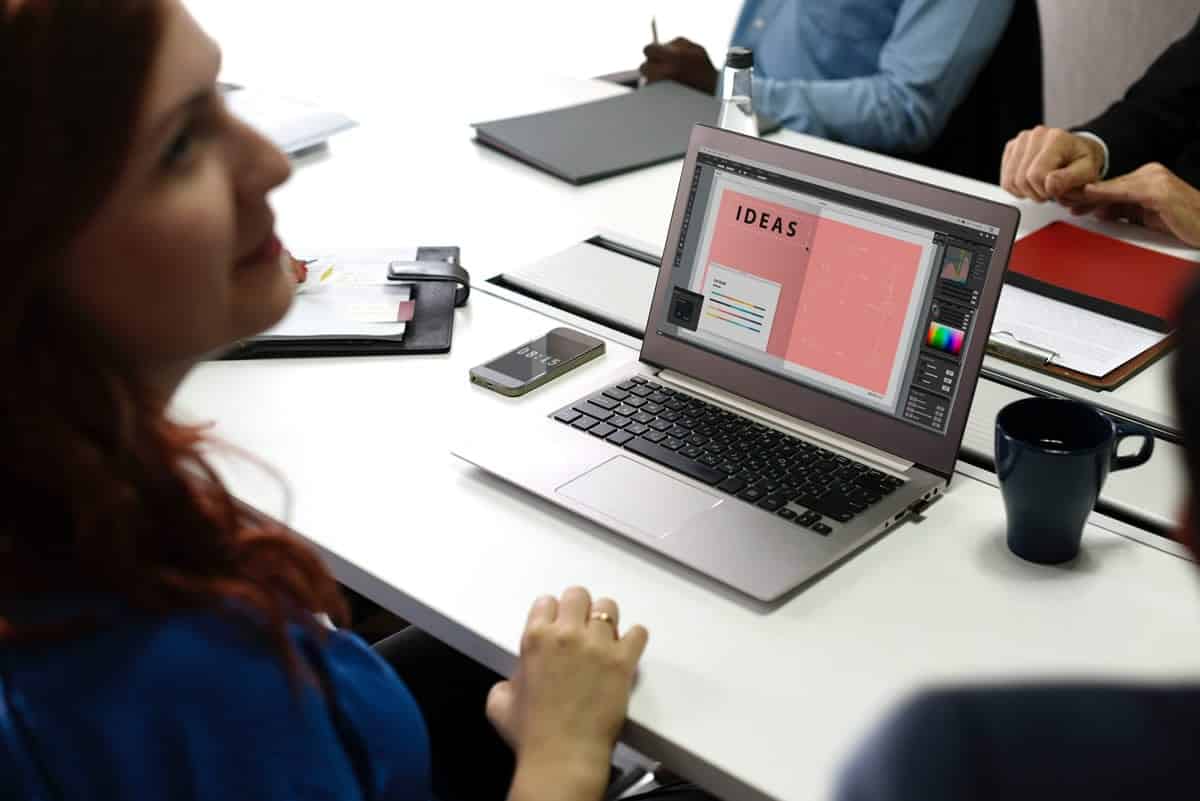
1074,131 -> 1111,178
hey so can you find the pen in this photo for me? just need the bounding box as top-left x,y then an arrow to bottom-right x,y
651,16 -> 659,45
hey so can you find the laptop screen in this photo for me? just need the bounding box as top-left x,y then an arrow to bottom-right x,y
655,147 -> 1002,437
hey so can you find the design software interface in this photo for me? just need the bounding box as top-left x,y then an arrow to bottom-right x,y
659,149 -> 999,434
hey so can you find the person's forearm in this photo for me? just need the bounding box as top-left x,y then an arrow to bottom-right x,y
754,72 -> 938,152
753,0 -> 1012,153
506,748 -> 610,801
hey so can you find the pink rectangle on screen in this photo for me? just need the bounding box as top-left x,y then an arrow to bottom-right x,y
784,216 -> 923,396
703,190 -> 819,355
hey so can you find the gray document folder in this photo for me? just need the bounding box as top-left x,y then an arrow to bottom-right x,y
471,81 -> 720,185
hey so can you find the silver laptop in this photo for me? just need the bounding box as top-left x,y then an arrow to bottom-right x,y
456,125 -> 1019,602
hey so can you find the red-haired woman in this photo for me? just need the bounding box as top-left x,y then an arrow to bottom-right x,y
0,2 -> 648,800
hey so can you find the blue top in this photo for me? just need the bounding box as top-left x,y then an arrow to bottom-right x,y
0,603 -> 432,801
836,683 -> 1200,799
729,0 -> 1015,152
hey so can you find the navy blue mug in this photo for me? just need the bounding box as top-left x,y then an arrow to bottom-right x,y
995,398 -> 1155,564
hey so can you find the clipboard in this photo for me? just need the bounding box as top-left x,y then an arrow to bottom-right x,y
986,330 -> 1175,390
987,222 -> 1197,390
222,252 -> 469,360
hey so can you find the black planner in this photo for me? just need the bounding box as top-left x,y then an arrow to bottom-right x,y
222,255 -> 469,360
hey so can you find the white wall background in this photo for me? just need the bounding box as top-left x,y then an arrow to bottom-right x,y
192,1 -> 1199,134
191,2 -> 741,125
1039,0 -> 1199,127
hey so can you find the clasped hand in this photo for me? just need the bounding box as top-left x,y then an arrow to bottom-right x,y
1001,126 -> 1200,247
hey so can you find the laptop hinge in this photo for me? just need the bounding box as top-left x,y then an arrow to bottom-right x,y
656,369 -> 915,475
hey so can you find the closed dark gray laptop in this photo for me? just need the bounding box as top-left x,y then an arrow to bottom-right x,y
472,81 -> 720,185
456,126 -> 1020,602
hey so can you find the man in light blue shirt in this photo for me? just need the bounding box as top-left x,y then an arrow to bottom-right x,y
640,0 -> 1016,156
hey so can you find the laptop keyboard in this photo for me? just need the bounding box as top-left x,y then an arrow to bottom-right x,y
553,376 -> 905,536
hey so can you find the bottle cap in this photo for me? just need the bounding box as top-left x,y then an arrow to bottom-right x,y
725,47 -> 753,69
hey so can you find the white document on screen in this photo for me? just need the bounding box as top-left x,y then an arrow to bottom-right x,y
696,262 -> 781,352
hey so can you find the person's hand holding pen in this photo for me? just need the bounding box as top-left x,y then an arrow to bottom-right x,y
638,17 -> 718,95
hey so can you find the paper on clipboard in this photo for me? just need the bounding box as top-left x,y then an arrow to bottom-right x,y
991,285 -> 1167,378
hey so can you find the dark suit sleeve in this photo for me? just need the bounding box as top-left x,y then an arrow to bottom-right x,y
834,692 -> 976,801
834,684 -> 1200,801
1080,15 -> 1200,181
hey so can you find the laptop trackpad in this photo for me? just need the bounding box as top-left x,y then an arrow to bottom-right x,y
557,457 -> 722,540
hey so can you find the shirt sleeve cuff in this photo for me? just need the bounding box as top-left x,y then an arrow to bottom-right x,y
1074,131 -> 1110,179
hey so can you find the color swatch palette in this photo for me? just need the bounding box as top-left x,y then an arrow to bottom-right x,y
926,322 -> 965,355
708,290 -> 766,332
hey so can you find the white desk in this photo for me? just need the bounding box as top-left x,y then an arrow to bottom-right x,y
178,290 -> 1200,801
176,4 -> 1200,800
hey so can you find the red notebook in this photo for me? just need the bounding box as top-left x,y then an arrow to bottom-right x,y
1007,221 -> 1199,332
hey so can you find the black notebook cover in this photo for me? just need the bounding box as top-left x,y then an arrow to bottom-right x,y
472,81 -> 722,185
222,281 -> 457,360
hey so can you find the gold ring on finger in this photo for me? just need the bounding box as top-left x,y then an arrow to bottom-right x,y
589,611 -> 616,628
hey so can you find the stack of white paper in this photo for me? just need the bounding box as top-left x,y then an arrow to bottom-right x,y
262,260 -> 410,339
222,86 -> 356,154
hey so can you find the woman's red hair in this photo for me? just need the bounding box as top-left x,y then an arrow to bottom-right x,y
0,0 -> 347,669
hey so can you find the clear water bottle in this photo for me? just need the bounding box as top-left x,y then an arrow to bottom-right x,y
717,47 -> 758,137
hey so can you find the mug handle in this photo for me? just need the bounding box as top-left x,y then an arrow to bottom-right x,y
1111,421 -> 1155,471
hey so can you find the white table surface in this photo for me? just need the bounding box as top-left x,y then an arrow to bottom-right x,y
178,291 -> 1200,801
176,4 -> 1200,800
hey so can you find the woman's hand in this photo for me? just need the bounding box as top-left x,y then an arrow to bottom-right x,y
488,587 -> 649,801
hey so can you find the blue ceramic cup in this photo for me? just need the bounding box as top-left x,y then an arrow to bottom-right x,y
995,398 -> 1155,564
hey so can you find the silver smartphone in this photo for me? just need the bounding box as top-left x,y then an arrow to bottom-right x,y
470,327 -> 605,397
